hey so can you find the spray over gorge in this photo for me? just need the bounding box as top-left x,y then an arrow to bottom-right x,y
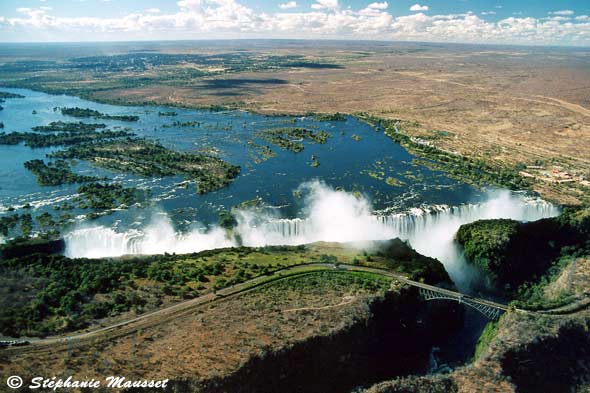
64,181 -> 559,288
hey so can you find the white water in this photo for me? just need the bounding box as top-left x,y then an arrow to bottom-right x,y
64,181 -> 559,289
65,213 -> 232,259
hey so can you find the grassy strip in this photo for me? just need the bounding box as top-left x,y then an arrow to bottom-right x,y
51,138 -> 240,194
0,130 -> 134,148
32,121 -> 107,133
255,127 -> 331,153
355,113 -> 531,190
24,159 -> 101,186
473,320 -> 499,361
0,91 -> 24,99
60,107 -> 139,122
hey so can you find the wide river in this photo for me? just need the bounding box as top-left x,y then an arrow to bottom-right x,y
0,87 -> 561,368
0,86 -> 559,270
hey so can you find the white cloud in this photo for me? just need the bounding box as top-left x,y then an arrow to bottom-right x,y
366,2 -> 388,10
547,16 -> 570,22
279,1 -> 297,10
410,4 -> 429,12
0,1 -> 589,46
481,11 -> 496,16
311,0 -> 338,10
550,10 -> 574,16
146,8 -> 162,14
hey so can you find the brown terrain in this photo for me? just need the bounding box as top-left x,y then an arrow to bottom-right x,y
83,42 -> 590,205
1,41 -> 588,203
0,272 -> 414,392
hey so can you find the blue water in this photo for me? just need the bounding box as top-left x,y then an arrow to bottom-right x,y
0,87 -> 484,235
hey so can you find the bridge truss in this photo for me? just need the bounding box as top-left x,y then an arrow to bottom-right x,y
418,287 -> 505,320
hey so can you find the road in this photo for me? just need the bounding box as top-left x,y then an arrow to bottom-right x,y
4,263 -> 510,349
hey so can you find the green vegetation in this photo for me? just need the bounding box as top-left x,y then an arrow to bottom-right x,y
0,130 -> 134,148
259,270 -> 391,297
75,182 -> 150,211
0,214 -> 21,237
218,210 -> 238,230
51,138 -> 240,194
248,141 -> 276,163
0,91 -> 24,99
456,219 -> 520,275
311,112 -> 347,121
0,53 -> 340,100
24,159 -> 101,186
162,120 -> 201,128
0,239 -> 449,337
372,238 -> 452,283
32,121 -> 107,133
310,155 -> 320,168
357,114 -> 531,190
473,321 -> 499,360
0,214 -> 37,239
255,127 -> 331,153
158,111 -> 177,117
512,255 -> 578,310
385,177 -> 403,187
457,208 -> 590,294
0,238 -> 64,259
60,107 -> 139,122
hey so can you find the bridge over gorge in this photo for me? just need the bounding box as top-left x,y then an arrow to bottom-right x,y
334,264 -> 510,320
415,284 -> 507,320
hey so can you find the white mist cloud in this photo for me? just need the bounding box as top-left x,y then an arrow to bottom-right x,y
64,181 -> 559,290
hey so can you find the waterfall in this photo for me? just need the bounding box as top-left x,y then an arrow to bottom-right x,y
64,227 -> 144,259
64,215 -> 234,258
64,187 -> 560,285
235,193 -> 559,248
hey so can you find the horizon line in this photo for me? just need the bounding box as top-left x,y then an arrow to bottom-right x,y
0,37 -> 589,49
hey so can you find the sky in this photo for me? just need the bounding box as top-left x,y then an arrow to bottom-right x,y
0,0 -> 589,46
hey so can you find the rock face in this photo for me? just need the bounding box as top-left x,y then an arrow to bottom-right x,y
364,374 -> 458,393
501,320 -> 590,393
170,289 -> 463,393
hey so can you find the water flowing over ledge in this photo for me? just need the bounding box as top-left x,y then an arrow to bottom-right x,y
64,183 -> 558,289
